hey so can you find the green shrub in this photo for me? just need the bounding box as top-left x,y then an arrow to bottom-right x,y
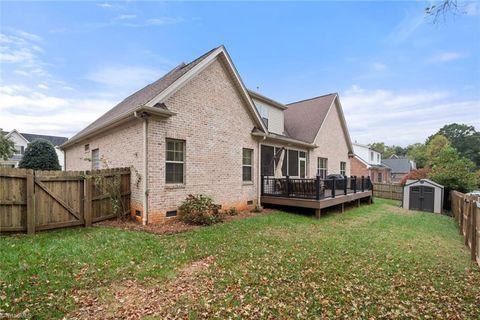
225,207 -> 238,216
178,194 -> 223,225
19,139 -> 61,170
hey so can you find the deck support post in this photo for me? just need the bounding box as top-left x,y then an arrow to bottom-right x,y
357,199 -> 361,207
315,175 -> 321,200
315,208 -> 321,219
341,203 -> 345,213
286,175 -> 290,197
332,176 -> 336,198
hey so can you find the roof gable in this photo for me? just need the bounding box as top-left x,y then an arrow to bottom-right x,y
284,93 -> 336,143
381,158 -> 412,173
66,46 -> 266,146
284,94 -> 353,153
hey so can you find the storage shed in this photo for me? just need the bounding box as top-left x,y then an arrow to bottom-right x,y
402,179 -> 444,214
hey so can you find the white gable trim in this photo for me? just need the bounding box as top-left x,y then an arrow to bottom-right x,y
5,129 -> 29,144
145,46 -> 267,133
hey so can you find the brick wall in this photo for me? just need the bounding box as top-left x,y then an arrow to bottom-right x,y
309,101 -> 351,177
146,58 -> 259,223
64,121 -> 145,218
350,156 -> 369,178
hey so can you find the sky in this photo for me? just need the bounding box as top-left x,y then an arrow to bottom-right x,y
0,1 -> 479,146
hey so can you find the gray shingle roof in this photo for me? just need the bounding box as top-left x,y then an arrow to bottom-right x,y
381,159 -> 412,173
68,47 -> 219,142
284,93 -> 337,143
20,133 -> 68,146
1,130 -> 67,146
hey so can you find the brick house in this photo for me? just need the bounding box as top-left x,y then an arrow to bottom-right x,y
350,143 -> 391,183
62,46 -> 354,224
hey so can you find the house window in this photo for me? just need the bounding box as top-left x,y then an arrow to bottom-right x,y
91,149 -> 100,170
317,157 -> 328,179
299,152 -> 306,178
166,139 -> 185,184
340,161 -> 346,176
288,150 -> 299,177
242,148 -> 253,182
370,151 -> 374,162
378,172 -> 383,183
377,154 -> 380,163
256,103 -> 269,129
14,145 -> 24,155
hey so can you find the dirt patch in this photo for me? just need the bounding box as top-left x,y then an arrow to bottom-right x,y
95,209 -> 275,235
67,256 -> 216,319
380,204 -> 413,215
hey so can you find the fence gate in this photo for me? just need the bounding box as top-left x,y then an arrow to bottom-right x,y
34,171 -> 85,231
0,167 -> 131,234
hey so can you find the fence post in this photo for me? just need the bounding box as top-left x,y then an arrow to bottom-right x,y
84,174 -> 93,227
315,175 -> 321,200
472,199 -> 477,262
361,176 -> 365,192
26,169 -> 35,235
332,176 -> 336,198
344,176 -> 347,195
286,176 -> 290,197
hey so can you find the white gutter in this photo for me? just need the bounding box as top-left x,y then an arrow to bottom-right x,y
61,106 -> 175,149
134,111 -> 150,225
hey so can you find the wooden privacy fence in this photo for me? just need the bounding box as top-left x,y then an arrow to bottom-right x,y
451,191 -> 479,267
0,167 -> 131,234
373,183 -> 403,201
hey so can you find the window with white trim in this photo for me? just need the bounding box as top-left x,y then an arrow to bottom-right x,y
317,157 -> 328,179
340,161 -> 346,176
242,148 -> 253,182
378,172 -> 383,183
91,149 -> 100,170
166,139 -> 185,184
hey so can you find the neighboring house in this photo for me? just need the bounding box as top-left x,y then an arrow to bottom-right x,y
62,46 -> 354,225
382,156 -> 416,183
350,143 -> 391,183
0,129 -> 67,169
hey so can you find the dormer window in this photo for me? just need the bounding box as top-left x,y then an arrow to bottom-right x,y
256,103 -> 269,129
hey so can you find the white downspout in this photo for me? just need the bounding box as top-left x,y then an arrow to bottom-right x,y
135,111 -> 149,225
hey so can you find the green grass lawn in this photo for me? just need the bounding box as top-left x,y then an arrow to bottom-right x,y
1,199 -> 479,319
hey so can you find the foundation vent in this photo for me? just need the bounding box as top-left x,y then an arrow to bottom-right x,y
166,210 -> 177,217
247,200 -> 254,205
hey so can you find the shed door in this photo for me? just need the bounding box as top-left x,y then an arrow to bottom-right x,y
409,186 -> 434,212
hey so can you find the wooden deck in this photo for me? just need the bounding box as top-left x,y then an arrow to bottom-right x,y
261,190 -> 373,218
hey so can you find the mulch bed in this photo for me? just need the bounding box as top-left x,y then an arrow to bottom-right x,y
95,208 -> 276,235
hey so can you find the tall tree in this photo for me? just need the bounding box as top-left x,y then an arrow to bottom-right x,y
406,143 -> 427,168
429,123 -> 480,168
19,139 -> 61,170
428,145 -> 476,193
0,134 -> 15,161
425,0 -> 464,23
425,135 -> 450,166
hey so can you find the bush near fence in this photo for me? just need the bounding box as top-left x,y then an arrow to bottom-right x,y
451,191 -> 480,267
373,183 -> 403,201
0,167 -> 131,234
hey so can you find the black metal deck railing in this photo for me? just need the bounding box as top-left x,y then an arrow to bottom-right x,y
261,175 -> 373,200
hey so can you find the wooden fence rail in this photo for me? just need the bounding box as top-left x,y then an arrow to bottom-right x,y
451,191 -> 480,267
373,183 -> 403,201
0,167 -> 131,234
